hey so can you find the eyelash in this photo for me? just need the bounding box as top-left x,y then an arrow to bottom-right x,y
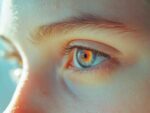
3,50 -> 22,65
64,45 -> 110,58
63,45 -> 113,72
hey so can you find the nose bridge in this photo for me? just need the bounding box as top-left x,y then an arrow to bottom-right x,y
3,70 -> 49,113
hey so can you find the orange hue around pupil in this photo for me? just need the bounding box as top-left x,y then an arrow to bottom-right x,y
81,50 -> 93,62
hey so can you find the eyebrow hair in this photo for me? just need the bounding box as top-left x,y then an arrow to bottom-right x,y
31,14 -> 133,43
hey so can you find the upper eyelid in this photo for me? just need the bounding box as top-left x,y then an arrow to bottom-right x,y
66,39 -> 121,57
65,45 -> 110,58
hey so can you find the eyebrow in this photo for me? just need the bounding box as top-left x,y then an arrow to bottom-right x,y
31,14 -> 133,42
0,35 -> 22,60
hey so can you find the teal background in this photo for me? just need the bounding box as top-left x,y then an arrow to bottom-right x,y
0,0 -> 17,112
0,55 -> 17,112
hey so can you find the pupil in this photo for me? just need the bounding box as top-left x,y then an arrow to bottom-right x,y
76,49 -> 95,68
84,53 -> 88,59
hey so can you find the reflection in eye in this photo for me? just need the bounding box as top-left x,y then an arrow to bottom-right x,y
66,46 -> 110,70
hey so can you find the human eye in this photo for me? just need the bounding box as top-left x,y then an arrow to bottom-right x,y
65,45 -> 110,70
59,39 -> 122,86
0,35 -> 22,83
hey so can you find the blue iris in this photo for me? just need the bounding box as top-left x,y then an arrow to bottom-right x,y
73,48 -> 108,69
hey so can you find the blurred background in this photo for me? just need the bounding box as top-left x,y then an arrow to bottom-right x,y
0,0 -> 17,112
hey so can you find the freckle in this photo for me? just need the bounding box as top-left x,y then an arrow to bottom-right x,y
41,90 -> 49,96
38,84 -> 50,97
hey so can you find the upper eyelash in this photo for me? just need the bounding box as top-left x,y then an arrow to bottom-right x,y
0,35 -> 22,63
63,45 -> 113,73
4,51 -> 22,65
64,45 -> 111,58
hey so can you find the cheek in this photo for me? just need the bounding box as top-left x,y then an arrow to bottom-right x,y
139,77 -> 150,106
115,74 -> 150,112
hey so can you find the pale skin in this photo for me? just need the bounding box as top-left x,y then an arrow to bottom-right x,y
0,0 -> 150,113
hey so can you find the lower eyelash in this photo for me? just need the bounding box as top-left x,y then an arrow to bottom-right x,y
69,57 -> 120,77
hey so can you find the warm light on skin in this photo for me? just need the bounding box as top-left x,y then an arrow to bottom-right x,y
1,0 -> 150,113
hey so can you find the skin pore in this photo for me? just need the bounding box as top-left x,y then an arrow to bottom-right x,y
0,0 -> 150,113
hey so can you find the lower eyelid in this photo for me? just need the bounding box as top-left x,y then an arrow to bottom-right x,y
98,58 -> 121,75
62,59 -> 120,85
59,50 -> 122,86
65,54 -> 120,76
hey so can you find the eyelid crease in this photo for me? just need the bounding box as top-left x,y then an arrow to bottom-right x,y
65,39 -> 121,58
64,45 -> 110,58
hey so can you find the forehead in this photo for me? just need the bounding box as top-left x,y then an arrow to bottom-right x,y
1,0 -> 150,40
11,0 -> 149,22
